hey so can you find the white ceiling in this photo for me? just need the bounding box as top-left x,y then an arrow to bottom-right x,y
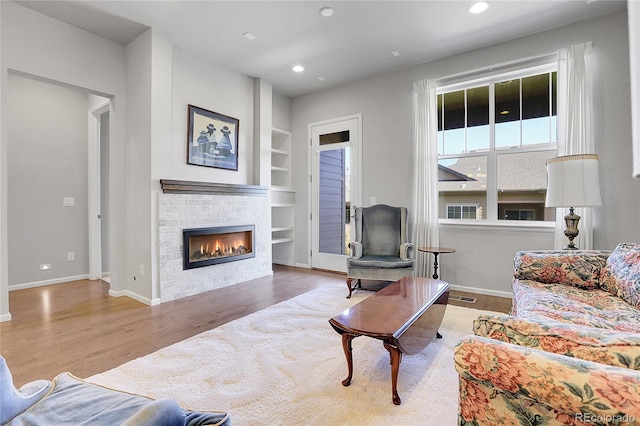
15,0 -> 626,97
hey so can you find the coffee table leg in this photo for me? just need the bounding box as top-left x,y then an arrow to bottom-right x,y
384,342 -> 403,405
341,333 -> 356,386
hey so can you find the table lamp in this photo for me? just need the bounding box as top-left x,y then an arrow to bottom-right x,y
545,154 -> 602,250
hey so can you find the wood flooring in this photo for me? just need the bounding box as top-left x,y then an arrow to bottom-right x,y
0,265 -> 511,387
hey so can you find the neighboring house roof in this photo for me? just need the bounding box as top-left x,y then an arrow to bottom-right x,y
438,165 -> 476,182
439,150 -> 553,192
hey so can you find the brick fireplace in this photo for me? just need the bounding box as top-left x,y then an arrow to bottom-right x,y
158,181 -> 271,302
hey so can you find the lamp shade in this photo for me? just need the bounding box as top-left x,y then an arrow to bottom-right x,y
545,154 -> 602,208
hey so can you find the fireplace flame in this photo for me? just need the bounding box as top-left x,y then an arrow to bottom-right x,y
188,229 -> 252,263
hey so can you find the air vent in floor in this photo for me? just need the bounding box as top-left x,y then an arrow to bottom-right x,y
450,295 -> 477,303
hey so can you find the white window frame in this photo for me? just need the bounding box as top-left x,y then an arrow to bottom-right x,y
437,63 -> 558,227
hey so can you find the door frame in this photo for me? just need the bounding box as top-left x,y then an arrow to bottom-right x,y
88,100 -> 110,280
307,113 -> 362,270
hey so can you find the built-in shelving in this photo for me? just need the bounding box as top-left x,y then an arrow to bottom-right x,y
271,128 -> 295,266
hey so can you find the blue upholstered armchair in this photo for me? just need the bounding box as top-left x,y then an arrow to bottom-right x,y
346,204 -> 415,298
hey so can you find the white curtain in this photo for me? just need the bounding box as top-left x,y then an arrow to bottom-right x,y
629,0 -> 640,179
411,79 -> 439,277
555,42 -> 596,249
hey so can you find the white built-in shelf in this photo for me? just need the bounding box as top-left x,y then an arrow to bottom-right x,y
271,127 -> 295,266
272,226 -> 294,232
272,237 -> 294,245
271,186 -> 295,193
271,165 -> 289,172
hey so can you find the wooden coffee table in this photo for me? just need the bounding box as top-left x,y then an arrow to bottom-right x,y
329,276 -> 450,405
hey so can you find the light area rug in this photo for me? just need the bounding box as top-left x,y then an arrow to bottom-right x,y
88,284 -> 498,425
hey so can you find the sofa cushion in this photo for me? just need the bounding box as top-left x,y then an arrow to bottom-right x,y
511,279 -> 640,332
600,242 -> 640,307
347,255 -> 413,269
514,250 -> 609,290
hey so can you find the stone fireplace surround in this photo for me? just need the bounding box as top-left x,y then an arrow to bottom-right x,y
158,181 -> 271,302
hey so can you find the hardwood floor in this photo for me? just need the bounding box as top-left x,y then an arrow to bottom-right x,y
0,265 -> 511,387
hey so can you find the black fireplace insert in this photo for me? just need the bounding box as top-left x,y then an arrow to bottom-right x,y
183,225 -> 255,270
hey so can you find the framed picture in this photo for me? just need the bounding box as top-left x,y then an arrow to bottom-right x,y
187,104 -> 239,171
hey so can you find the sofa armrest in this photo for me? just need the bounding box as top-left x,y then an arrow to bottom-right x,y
474,313 -> 640,369
454,335 -> 640,425
0,356 -> 52,424
513,250 -> 610,289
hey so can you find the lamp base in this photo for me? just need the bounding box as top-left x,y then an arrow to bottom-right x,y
563,207 -> 580,250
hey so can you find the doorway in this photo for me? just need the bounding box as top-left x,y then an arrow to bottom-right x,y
89,100 -> 110,281
6,73 -> 112,294
309,114 -> 362,272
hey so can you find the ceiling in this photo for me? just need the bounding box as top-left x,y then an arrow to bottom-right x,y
14,0 -> 626,98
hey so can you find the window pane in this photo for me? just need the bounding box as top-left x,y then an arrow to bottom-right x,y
467,86 -> 489,151
495,79 -> 521,148
522,74 -> 551,145
438,156 -> 487,219
522,74 -> 549,119
437,94 -> 443,131
496,121 -> 520,149
497,150 -> 556,221
319,130 -> 349,145
443,90 -> 465,154
442,129 -> 465,154
495,79 -> 520,123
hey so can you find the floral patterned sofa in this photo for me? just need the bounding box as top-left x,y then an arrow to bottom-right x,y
454,242 -> 640,425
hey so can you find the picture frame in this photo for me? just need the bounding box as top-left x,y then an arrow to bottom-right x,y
187,104 -> 239,171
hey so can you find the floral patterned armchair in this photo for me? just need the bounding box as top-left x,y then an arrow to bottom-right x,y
455,243 -> 640,425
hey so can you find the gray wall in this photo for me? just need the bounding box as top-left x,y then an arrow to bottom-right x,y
291,10 -> 640,296
7,74 -> 89,286
272,90 -> 292,131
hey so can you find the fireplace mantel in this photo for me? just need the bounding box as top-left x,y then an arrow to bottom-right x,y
160,180 -> 268,196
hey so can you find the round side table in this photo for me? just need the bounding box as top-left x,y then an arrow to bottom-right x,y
418,246 -> 456,279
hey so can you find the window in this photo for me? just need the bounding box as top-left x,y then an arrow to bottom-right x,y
437,65 -> 557,222
446,204 -> 479,219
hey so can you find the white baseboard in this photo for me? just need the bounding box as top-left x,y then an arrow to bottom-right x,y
295,262 -> 311,269
273,261 -> 296,267
9,274 -> 91,291
108,289 -> 160,306
449,284 -> 512,299
0,313 -> 12,322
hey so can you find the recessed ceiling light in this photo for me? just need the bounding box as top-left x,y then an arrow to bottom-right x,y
319,7 -> 334,17
292,65 -> 305,73
391,50 -> 401,57
242,32 -> 256,40
318,77 -> 326,81
469,1 -> 489,14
